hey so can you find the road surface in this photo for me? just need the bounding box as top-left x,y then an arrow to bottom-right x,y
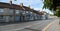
0,17 -> 58,31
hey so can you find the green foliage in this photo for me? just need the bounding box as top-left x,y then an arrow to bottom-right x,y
50,14 -> 54,16
43,0 -> 54,10
43,0 -> 60,17
56,9 -> 60,17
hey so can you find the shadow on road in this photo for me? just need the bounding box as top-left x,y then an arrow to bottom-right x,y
17,28 -> 41,31
0,18 -> 51,26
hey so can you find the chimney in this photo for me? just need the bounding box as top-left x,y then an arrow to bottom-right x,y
9,0 -> 12,5
20,3 -> 23,6
27,5 -> 30,8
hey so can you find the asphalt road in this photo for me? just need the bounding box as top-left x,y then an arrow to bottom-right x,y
0,17 -> 57,31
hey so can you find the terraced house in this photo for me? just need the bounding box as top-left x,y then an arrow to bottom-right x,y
0,2 -> 49,23
0,2 -> 34,22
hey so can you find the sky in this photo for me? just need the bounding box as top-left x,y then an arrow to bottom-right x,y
0,0 -> 53,14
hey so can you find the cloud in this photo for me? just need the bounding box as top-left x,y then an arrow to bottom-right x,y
0,0 -> 43,8
0,0 -> 43,10
12,0 -> 43,11
0,0 -> 53,14
13,0 -> 43,6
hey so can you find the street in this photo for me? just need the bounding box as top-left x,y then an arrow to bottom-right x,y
0,0 -> 60,31
0,17 -> 58,31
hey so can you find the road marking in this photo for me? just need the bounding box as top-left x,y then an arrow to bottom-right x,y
0,20 -> 50,31
13,22 -> 44,30
8,20 -> 46,31
42,20 -> 55,31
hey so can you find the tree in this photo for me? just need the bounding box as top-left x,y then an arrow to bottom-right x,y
43,0 -> 60,17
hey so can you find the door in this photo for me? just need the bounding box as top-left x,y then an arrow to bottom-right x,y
15,16 -> 20,22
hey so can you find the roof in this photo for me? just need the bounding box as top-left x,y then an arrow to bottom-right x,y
0,2 -> 22,10
0,2 -> 42,15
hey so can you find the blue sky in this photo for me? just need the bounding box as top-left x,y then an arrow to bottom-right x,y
0,0 -> 53,14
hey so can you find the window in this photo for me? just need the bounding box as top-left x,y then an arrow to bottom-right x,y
15,10 -> 20,14
0,16 -> 3,19
22,11 -> 25,14
0,8 -> 4,13
26,11 -> 28,13
10,9 -> 14,14
10,15 -> 12,17
30,12 -> 32,14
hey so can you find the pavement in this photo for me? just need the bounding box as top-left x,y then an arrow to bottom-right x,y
0,16 -> 58,31
58,24 -> 60,31
59,25 -> 60,31
58,18 -> 60,31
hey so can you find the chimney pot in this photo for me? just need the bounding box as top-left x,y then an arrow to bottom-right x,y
27,5 -> 30,8
9,0 -> 12,5
20,3 -> 23,6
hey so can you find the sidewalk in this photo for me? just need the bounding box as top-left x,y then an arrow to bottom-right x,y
58,24 -> 60,31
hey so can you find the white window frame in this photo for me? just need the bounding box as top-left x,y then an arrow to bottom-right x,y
0,8 -> 4,13
15,10 -> 20,14
9,9 -> 14,14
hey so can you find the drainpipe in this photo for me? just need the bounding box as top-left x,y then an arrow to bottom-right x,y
32,9 -> 35,20
20,3 -> 27,21
27,5 -> 30,21
12,8 -> 15,22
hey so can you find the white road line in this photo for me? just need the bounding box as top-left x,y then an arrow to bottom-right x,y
8,20 -> 47,31
42,20 -> 56,31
